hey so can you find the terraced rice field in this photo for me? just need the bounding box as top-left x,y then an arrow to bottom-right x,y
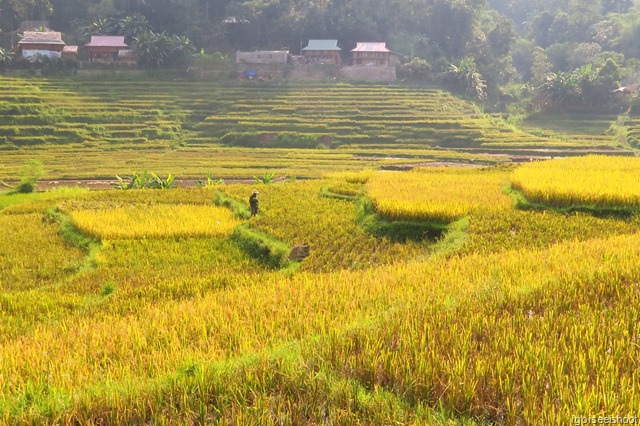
0,78 -> 631,182
515,111 -> 629,157
2,75 -> 640,423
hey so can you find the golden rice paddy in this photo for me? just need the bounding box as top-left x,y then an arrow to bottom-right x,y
69,204 -> 240,239
511,155 -> 640,207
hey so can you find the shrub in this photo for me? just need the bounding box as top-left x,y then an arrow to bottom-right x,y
12,160 -> 44,194
274,132 -> 320,148
220,132 -> 261,147
114,171 -> 177,189
133,31 -> 195,70
13,181 -> 36,194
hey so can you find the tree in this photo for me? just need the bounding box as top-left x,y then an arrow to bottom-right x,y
10,0 -> 53,23
400,57 -> 432,82
447,57 -> 487,101
529,47 -> 553,84
0,47 -> 12,71
425,0 -> 479,58
596,57 -> 621,88
116,13 -> 151,42
487,13 -> 517,58
602,0 -> 632,14
79,16 -> 117,39
132,31 -> 194,69
87,0 -> 117,18
581,58 -> 623,109
534,71 -> 578,109
601,9 -> 640,59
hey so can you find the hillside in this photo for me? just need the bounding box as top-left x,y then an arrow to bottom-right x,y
0,77 -> 634,182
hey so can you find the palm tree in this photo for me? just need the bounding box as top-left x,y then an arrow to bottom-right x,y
167,34 -> 194,68
534,72 -> 578,109
132,31 -> 168,69
117,13 -> 151,43
78,17 -> 116,41
447,58 -> 487,101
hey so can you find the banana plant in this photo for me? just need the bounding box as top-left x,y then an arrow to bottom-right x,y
195,172 -> 224,187
253,172 -> 276,184
114,171 -> 153,189
150,172 -> 176,189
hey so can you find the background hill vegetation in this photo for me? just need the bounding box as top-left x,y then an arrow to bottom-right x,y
3,0 -> 640,112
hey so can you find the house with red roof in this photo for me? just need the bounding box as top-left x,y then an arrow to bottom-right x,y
18,31 -> 65,58
351,42 -> 399,66
84,35 -> 130,62
62,45 -> 79,59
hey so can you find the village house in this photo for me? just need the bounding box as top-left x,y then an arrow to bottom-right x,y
301,39 -> 341,64
235,50 -> 289,79
62,45 -> 79,59
351,42 -> 399,66
236,50 -> 288,65
18,31 -> 65,58
83,35 -> 130,62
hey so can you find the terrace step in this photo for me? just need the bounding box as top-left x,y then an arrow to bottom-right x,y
0,77 -> 630,155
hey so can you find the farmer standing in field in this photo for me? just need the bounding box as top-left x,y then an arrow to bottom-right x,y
249,190 -> 259,217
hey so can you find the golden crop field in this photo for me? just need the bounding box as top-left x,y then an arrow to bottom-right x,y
68,203 -> 239,239
511,155 -> 640,208
0,213 -> 85,292
3,157 -> 640,425
366,167 -> 512,222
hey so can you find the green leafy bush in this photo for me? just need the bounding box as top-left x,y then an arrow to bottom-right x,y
12,160 -> 44,194
220,132 -> 261,146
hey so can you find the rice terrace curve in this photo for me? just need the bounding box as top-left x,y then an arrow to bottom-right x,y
2,76 -> 640,424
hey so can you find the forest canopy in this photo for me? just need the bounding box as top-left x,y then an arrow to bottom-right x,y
2,0 -> 640,111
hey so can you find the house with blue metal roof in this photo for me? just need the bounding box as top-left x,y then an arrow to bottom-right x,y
301,39 -> 341,64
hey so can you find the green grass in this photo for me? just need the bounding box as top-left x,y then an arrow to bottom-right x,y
0,187 -> 88,211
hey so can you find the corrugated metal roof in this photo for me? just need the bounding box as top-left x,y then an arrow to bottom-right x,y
19,31 -> 64,45
351,42 -> 392,52
84,36 -> 128,48
302,39 -> 341,51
